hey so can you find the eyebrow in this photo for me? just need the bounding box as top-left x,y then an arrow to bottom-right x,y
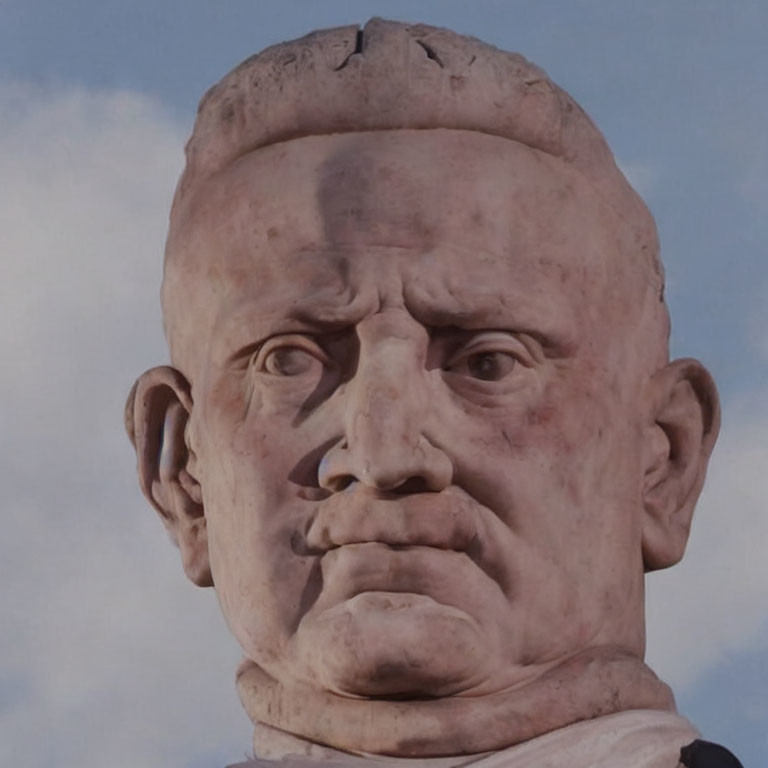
212,248 -> 578,359
288,297 -> 373,328
213,290 -> 373,363
215,293 -> 575,370
404,286 -> 577,355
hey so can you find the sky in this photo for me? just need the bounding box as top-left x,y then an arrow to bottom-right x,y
0,2 -> 765,766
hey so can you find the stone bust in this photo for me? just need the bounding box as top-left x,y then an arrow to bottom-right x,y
125,18 -> 740,768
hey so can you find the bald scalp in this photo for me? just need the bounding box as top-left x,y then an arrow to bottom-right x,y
163,17 -> 669,374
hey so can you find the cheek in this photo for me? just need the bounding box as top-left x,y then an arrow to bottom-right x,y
198,415 -> 321,657
542,393 -> 642,518
194,378 -> 298,573
454,367 -> 642,525
198,372 -> 292,472
534,362 -> 639,448
520,380 -> 646,587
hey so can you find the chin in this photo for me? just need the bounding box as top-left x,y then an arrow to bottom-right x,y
294,591 -> 491,697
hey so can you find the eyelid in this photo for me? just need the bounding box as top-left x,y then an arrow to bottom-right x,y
446,331 -> 537,368
250,333 -> 332,371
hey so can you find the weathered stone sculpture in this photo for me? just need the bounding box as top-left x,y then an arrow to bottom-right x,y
126,18 -> 742,768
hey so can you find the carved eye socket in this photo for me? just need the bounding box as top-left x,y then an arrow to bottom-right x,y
263,347 -> 318,376
253,337 -> 328,378
451,350 -> 517,381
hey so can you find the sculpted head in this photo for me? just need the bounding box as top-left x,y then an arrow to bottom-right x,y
126,19 -> 720,756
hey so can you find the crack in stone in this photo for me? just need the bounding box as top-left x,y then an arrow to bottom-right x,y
416,39 -> 444,68
335,27 -> 365,71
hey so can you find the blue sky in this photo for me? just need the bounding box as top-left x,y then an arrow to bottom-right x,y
1,2 -> 765,767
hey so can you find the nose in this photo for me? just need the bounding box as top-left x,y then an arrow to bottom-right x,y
318,319 -> 452,494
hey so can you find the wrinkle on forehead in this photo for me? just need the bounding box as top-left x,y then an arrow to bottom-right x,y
163,130 -> 667,378
209,241 -> 580,370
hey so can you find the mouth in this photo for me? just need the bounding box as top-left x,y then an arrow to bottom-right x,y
291,487 -> 511,622
301,487 -> 482,555
309,541 -> 489,621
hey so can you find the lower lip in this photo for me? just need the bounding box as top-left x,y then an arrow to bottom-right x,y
318,542 -> 473,605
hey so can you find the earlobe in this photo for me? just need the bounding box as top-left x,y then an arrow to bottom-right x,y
641,358 -> 720,571
125,366 -> 213,587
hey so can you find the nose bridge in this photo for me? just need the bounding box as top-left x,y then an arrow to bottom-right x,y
349,312 -> 426,456
318,310 -> 451,493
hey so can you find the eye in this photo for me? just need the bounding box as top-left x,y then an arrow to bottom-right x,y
263,347 -> 317,376
252,336 -> 329,377
448,350 -> 517,381
466,351 -> 516,380
441,331 -> 535,385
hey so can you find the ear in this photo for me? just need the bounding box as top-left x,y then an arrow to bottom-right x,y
641,358 -> 720,571
125,366 -> 213,587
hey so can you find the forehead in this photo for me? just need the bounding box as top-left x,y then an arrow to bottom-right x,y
173,128 -> 616,251
164,130 -> 636,367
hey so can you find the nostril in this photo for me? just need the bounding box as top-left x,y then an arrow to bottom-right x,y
325,473 -> 429,494
317,435 -> 452,494
327,475 -> 357,493
355,470 -> 433,494
317,447 -> 360,492
392,476 -> 430,494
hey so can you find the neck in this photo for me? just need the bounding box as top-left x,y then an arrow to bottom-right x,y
236,647 -> 676,757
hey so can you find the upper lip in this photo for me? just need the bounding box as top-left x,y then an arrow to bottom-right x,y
301,487 -> 481,555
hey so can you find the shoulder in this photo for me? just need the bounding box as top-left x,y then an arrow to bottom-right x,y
680,740 -> 744,768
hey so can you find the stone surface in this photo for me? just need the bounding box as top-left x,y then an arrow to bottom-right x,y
126,17 -> 721,760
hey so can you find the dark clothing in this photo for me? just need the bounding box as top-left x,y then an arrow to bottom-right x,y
680,740 -> 744,768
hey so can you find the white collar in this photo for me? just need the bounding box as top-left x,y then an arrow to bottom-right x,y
231,709 -> 698,768
460,709 -> 698,768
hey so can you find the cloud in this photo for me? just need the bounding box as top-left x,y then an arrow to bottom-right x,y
0,82 -> 250,768
646,397 -> 768,690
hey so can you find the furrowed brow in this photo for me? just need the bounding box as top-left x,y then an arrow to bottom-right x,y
406,289 -> 577,356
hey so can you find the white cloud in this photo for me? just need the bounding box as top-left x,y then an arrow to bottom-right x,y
0,82 -> 250,768
646,397 -> 768,690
